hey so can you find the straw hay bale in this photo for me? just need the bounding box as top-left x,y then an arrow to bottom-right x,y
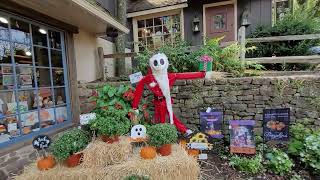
15,144 -> 199,180
81,137 -> 132,167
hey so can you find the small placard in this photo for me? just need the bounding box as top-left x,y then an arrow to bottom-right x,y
198,153 -> 208,160
129,72 -> 143,84
189,143 -> 209,150
80,113 -> 96,125
32,135 -> 51,150
7,123 -> 17,132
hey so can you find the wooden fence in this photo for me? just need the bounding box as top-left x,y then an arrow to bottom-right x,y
238,26 -> 320,64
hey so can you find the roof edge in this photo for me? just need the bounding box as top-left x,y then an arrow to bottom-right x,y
127,3 -> 188,18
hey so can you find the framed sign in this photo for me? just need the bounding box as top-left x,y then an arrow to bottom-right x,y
263,108 -> 290,142
200,110 -> 223,138
229,120 -> 256,154
129,72 -> 143,84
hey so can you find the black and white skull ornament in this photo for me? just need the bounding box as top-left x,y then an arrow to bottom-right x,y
130,124 -> 147,139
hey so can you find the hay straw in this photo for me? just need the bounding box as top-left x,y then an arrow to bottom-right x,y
15,141 -> 200,180
81,136 -> 132,168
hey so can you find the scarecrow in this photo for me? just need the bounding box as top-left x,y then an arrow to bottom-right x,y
132,53 -> 217,135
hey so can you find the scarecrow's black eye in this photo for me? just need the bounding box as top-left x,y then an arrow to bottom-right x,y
153,60 -> 158,66
160,59 -> 164,65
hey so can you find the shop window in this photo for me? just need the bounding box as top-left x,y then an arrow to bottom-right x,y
0,12 -> 70,146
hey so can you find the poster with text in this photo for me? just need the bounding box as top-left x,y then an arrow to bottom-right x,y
200,110 -> 223,138
229,120 -> 256,154
263,108 -> 290,142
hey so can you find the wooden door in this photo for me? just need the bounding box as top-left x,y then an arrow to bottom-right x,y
205,4 -> 235,42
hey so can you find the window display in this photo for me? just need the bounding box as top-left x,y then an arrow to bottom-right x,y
0,12 -> 70,146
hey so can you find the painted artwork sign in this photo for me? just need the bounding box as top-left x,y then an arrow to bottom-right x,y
229,120 -> 256,154
200,111 -> 223,138
263,108 -> 290,142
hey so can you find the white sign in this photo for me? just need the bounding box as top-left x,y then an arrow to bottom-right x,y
129,72 -> 143,84
80,113 -> 96,125
7,123 -> 17,132
198,153 -> 208,160
189,143 -> 209,150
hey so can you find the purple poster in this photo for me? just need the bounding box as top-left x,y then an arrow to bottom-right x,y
263,108 -> 290,142
229,120 -> 256,154
200,111 -> 223,138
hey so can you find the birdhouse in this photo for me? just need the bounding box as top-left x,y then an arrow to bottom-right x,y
192,17 -> 200,32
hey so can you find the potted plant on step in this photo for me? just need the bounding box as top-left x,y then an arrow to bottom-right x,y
51,129 -> 90,167
89,110 -> 131,143
148,123 -> 178,156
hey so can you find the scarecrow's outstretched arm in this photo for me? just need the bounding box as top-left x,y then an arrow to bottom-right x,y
174,72 -> 206,80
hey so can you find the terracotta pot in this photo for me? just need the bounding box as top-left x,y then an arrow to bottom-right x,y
65,153 -> 83,168
158,144 -> 172,156
101,135 -> 119,144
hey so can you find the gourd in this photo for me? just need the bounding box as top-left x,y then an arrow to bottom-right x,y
140,146 -> 156,159
37,155 -> 56,171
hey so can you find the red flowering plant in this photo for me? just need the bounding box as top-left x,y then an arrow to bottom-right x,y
91,84 -> 152,124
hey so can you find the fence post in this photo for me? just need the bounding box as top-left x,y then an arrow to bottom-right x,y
238,26 -> 246,61
97,47 -> 105,80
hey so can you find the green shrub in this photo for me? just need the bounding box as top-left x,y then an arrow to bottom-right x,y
51,129 -> 90,161
124,175 -> 150,180
89,110 -> 131,137
288,123 -> 313,156
300,132 -> 320,174
229,154 -> 264,175
147,123 -> 178,147
266,148 -> 294,175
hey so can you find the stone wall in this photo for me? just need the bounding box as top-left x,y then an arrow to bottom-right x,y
78,75 -> 320,134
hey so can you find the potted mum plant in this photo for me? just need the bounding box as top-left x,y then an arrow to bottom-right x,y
89,110 -> 131,143
51,129 -> 90,167
148,123 -> 178,156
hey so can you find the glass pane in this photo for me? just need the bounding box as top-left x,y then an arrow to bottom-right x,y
36,68 -> 51,87
52,68 -> 64,86
154,17 -> 162,26
39,88 -> 54,108
32,25 -> 47,47
51,50 -> 63,67
145,28 -> 153,37
146,37 -> 153,48
0,74 -> 14,90
137,20 -> 145,28
0,91 -> 16,115
10,18 -> 30,44
55,106 -> 67,123
138,29 -> 144,38
49,30 -> 61,49
13,43 -> 32,65
0,16 -> 9,40
20,111 -> 39,134
172,24 -> 180,33
213,14 -> 226,30
154,26 -> 162,35
146,18 -> 153,27
0,40 -> 11,64
39,108 -> 55,128
163,24 -> 170,34
54,87 -> 66,106
138,38 -> 146,46
0,65 -> 13,90
16,66 -> 34,89
163,16 -> 171,26
34,47 -> 49,67
17,90 -> 37,111
153,36 -> 163,49
0,115 -> 20,142
172,15 -> 180,24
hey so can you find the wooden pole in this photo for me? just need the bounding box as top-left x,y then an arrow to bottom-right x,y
238,26 -> 246,61
115,0 -> 127,77
97,47 -> 105,80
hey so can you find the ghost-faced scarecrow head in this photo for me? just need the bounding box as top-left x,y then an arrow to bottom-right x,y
149,53 -> 169,74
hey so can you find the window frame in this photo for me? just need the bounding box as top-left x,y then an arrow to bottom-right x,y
0,11 -> 72,148
132,9 -> 185,52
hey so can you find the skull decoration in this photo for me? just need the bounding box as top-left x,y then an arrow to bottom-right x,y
149,53 -> 169,73
130,124 -> 147,140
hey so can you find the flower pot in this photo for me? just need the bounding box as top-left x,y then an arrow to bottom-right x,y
101,135 -> 119,144
140,146 -> 157,160
158,144 -> 172,156
65,153 -> 83,168
37,155 -> 56,170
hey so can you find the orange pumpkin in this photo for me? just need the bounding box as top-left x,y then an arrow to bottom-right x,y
187,149 -> 200,157
158,144 -> 172,156
37,155 -> 56,171
140,146 -> 157,159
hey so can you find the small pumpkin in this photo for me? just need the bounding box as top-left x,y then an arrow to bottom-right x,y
187,149 -> 200,157
37,155 -> 56,171
158,144 -> 172,156
140,146 -> 157,159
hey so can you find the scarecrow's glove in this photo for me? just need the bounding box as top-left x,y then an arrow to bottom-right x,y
205,71 -> 223,80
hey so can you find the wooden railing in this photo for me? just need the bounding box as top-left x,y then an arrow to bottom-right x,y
238,26 -> 320,64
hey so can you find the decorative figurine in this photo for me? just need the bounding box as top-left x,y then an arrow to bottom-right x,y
56,96 -> 64,105
33,94 -> 43,108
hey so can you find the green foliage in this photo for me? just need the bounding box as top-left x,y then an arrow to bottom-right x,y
229,154 -> 264,175
266,148 -> 294,176
134,40 -> 198,74
300,132 -> 320,174
88,110 -> 131,137
288,123 -> 313,156
124,175 -> 150,180
147,123 -> 178,147
51,129 -> 90,161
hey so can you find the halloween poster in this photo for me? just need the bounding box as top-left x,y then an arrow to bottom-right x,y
200,110 -> 223,138
263,108 -> 290,142
229,120 -> 256,154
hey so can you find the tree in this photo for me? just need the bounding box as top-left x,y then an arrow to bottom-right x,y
115,0 -> 127,76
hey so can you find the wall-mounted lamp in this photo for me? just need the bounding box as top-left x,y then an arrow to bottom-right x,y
39,28 -> 47,34
0,17 -> 8,24
241,9 -> 251,27
192,17 -> 200,33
